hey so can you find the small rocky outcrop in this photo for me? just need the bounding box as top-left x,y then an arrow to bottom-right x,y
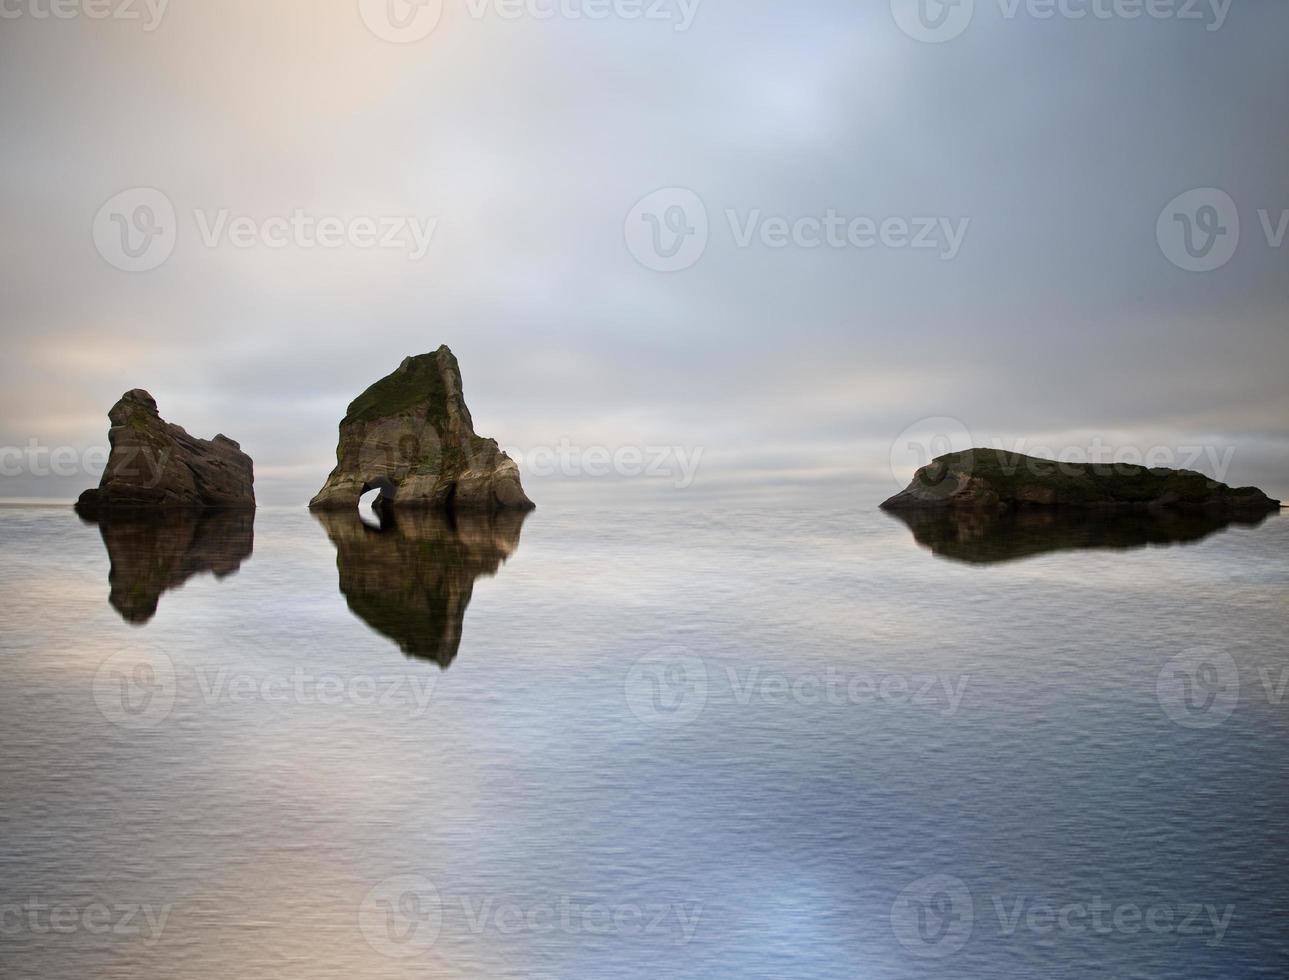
309,346 -> 534,513
882,449 -> 1281,513
76,390 -> 255,516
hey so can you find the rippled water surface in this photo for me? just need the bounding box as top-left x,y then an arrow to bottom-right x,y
2,499 -> 1286,979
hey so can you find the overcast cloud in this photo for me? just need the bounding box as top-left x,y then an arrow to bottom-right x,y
1,0 -> 1286,504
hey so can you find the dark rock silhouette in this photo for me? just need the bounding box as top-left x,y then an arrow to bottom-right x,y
76,389 -> 255,516
80,509 -> 255,623
309,346 -> 533,514
886,506 -> 1276,565
313,506 -> 527,667
883,449 -> 1281,513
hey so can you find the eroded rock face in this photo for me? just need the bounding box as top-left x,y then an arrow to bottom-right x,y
309,347 -> 534,513
76,390 -> 255,516
882,449 -> 1282,512
313,507 -> 528,667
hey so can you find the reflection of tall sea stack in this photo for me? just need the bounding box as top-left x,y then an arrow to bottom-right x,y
309,346 -> 534,513
314,508 -> 527,667
76,389 -> 255,516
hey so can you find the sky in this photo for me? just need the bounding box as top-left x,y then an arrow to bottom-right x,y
1,0 -> 1286,505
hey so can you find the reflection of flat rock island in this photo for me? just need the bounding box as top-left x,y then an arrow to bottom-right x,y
887,507 -> 1275,565
309,346 -> 533,513
314,509 -> 527,667
76,389 -> 256,516
81,510 -> 255,623
882,449 -> 1281,513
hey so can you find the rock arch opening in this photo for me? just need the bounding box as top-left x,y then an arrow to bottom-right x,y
358,476 -> 398,527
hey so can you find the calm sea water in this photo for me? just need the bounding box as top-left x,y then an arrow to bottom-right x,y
1,498 -> 1286,979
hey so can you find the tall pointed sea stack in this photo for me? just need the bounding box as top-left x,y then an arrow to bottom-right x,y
309,347 -> 534,513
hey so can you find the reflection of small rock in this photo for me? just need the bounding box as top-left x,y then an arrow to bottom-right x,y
310,346 -> 533,514
76,389 -> 255,516
314,508 -> 528,668
80,509 -> 255,623
883,449 -> 1281,513
886,506 -> 1275,565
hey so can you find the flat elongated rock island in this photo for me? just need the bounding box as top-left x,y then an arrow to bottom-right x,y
882,449 -> 1281,513
76,389 -> 255,516
309,346 -> 534,513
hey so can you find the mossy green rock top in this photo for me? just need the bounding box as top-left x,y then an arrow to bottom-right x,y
882,449 -> 1281,512
309,347 -> 534,513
